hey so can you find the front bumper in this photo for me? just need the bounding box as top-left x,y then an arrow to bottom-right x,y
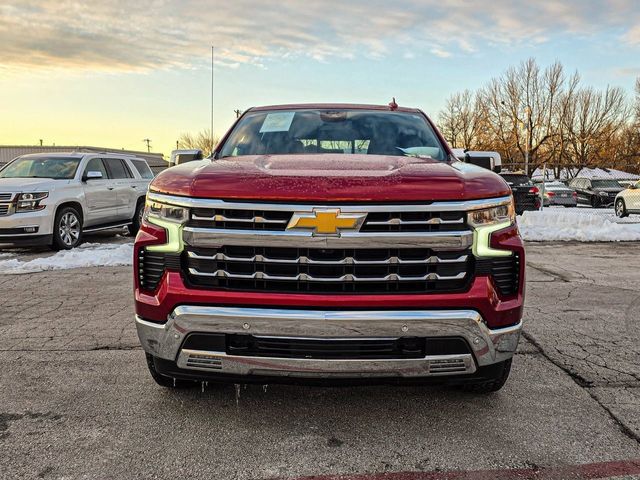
136,306 -> 521,380
0,208 -> 53,247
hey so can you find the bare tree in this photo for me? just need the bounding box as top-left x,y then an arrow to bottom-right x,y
438,90 -> 483,149
177,129 -> 220,156
479,59 -> 570,175
439,59 -> 637,175
562,86 -> 628,171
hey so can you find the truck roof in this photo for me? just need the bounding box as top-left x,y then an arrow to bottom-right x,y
248,103 -> 422,113
17,151 -> 142,159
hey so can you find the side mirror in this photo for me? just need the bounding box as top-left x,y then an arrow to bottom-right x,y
84,170 -> 103,181
170,149 -> 204,166
463,151 -> 502,173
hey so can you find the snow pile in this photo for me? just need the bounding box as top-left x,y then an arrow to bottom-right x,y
0,242 -> 134,274
531,166 -> 640,182
519,210 -> 640,242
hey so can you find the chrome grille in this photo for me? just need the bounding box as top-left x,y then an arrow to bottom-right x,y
360,211 -> 467,232
190,208 -> 291,231
184,246 -> 472,293
187,207 -> 469,233
428,358 -> 469,374
145,192 -> 514,295
0,205 -> 9,216
0,193 -> 13,202
185,353 -> 223,370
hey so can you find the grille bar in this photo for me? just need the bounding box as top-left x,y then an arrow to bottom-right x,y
366,217 -> 464,226
192,214 -> 289,224
183,227 -> 473,249
187,250 -> 468,265
188,267 -> 467,283
0,193 -> 13,202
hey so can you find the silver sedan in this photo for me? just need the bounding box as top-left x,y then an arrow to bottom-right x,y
540,182 -> 577,207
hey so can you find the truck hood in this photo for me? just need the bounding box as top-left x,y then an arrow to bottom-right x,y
0,177 -> 68,192
150,154 -> 511,202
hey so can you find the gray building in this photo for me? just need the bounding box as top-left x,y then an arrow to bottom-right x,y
0,145 -> 168,175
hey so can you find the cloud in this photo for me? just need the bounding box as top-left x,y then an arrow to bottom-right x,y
0,0 -> 639,73
430,47 -> 452,58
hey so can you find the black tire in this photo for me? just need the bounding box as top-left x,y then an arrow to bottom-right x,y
127,200 -> 145,236
51,206 -> 83,250
615,199 -> 628,218
590,196 -> 600,208
145,353 -> 196,389
459,359 -> 512,394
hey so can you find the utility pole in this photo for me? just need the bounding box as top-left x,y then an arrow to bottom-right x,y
524,106 -> 531,175
39,139 -> 43,146
176,140 -> 179,150
143,138 -> 152,152
211,45 -> 219,149
234,109 -> 242,119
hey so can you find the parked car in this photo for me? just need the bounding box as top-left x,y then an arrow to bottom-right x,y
567,177 -> 625,208
0,152 -> 153,249
539,181 -> 577,207
499,172 -> 540,214
135,102 -> 524,394
615,180 -> 640,217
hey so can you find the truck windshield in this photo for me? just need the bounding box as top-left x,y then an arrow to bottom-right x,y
218,109 -> 447,160
0,156 -> 80,179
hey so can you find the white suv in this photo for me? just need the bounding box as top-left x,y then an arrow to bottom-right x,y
615,180 -> 640,218
0,152 -> 153,249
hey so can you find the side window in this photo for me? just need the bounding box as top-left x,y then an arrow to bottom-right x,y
104,158 -> 132,179
131,160 -> 154,179
84,158 -> 109,179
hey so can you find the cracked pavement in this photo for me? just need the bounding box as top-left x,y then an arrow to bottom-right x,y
0,240 -> 639,479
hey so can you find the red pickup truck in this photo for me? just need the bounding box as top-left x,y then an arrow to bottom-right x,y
134,103 -> 524,393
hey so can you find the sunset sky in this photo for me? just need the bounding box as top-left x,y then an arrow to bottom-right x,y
1,0 -> 640,158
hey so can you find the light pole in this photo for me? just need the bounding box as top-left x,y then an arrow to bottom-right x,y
524,106 -> 531,175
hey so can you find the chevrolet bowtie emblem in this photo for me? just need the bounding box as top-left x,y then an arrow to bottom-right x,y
287,209 -> 367,235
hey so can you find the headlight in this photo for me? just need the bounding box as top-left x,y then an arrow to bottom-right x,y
16,192 -> 48,212
144,200 -> 188,223
467,201 -> 515,228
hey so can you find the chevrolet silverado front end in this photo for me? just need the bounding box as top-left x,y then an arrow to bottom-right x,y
134,104 -> 524,393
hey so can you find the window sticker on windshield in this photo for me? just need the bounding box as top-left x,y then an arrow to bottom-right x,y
259,112 -> 295,133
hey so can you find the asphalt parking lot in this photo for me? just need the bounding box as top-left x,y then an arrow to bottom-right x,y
0,240 -> 639,479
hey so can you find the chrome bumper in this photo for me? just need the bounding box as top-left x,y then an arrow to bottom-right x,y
136,307 -> 522,379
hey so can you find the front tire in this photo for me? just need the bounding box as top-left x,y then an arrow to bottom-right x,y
615,199 -> 628,218
145,353 -> 196,389
51,206 -> 82,250
459,359 -> 512,394
127,200 -> 145,236
590,196 -> 600,208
